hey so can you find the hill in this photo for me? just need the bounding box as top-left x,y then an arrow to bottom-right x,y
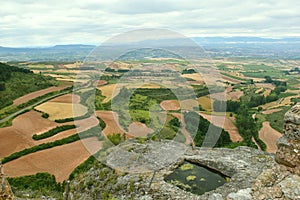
0,63 -> 57,109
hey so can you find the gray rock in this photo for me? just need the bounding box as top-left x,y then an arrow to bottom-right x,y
279,175 -> 300,199
227,188 -> 252,200
208,193 -> 224,200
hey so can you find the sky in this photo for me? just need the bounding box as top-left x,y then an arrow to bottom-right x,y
1,0 -> 300,47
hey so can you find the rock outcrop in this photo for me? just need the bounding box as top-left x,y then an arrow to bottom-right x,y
68,104 -> 300,200
276,103 -> 300,175
0,164 -> 14,200
252,103 -> 300,200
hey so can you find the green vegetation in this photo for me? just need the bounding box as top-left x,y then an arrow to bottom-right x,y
192,84 -> 225,98
69,156 -> 98,180
107,133 -> 126,145
241,64 -> 283,78
235,105 -> 266,150
99,75 -> 121,84
182,68 -> 196,74
0,86 -> 72,122
0,62 -> 57,109
7,173 -> 63,199
94,89 -> 112,111
291,97 -> 300,104
32,125 -> 76,140
158,115 -> 181,140
220,72 -> 247,81
213,100 -> 240,113
266,106 -> 291,133
184,112 -> 233,147
0,109 -> 30,128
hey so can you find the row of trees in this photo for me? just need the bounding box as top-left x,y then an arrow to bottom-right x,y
184,111 -> 232,147
32,125 -> 76,140
235,105 -> 266,150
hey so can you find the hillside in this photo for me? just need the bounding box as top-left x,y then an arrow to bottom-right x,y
0,63 -> 57,109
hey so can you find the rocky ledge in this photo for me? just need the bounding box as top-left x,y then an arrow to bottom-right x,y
68,103 -> 300,200
276,103 -> 300,175
67,139 -> 277,200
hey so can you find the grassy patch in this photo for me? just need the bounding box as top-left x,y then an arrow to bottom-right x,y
266,106 -> 291,133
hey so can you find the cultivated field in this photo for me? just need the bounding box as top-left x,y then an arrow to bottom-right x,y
49,94 -> 80,104
98,84 -> 120,103
160,100 -> 180,111
4,137 -> 102,182
181,73 -> 204,83
0,111 -> 58,157
35,102 -> 87,121
199,113 -> 243,142
198,96 -> 212,111
128,122 -> 153,137
95,111 -> 125,135
13,85 -> 69,105
259,122 -> 282,153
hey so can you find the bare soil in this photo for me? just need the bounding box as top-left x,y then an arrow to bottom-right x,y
4,137 -> 102,182
128,122 -> 153,137
13,86 -> 68,105
259,122 -> 282,153
160,100 -> 180,111
95,111 -> 125,135
49,94 -> 80,104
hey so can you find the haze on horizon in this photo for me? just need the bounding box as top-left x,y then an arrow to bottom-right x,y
1,0 -> 299,47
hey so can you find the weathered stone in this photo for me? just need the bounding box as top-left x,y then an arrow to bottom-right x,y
208,193 -> 224,200
279,175 -> 300,200
283,103 -> 300,140
276,103 -> 300,175
227,188 -> 252,200
0,164 -> 14,200
66,104 -> 300,200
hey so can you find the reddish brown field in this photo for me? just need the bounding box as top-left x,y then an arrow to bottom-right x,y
4,137 -> 102,182
227,91 -> 243,101
0,111 -> 59,157
160,100 -> 180,111
0,127 -> 34,158
95,80 -> 108,87
0,111 -> 99,158
128,122 -> 153,137
199,113 -> 243,142
13,110 -> 58,136
49,94 -> 80,104
259,122 -> 282,153
13,83 -> 71,105
95,111 -> 125,135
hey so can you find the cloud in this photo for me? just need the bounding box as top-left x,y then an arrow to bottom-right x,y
0,0 -> 299,46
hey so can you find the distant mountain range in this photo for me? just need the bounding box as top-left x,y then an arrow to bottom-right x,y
1,37 -> 300,62
193,37 -> 300,44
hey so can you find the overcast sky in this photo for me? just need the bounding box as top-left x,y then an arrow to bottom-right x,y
1,0 -> 300,47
